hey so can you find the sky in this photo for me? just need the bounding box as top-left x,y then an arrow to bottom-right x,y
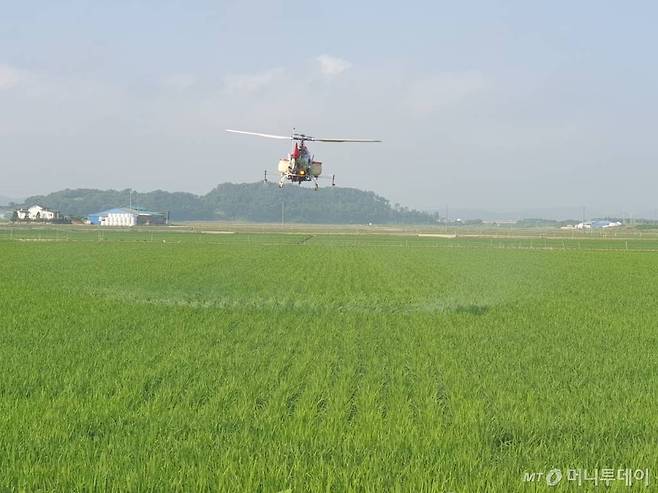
1,0 -> 657,215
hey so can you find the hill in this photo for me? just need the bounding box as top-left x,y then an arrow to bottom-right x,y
21,183 -> 438,224
0,195 -> 20,206
22,188 -> 211,221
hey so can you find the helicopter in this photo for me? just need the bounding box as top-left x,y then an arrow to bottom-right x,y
225,129 -> 381,190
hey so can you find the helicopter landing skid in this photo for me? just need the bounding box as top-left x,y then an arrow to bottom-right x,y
276,173 -> 327,190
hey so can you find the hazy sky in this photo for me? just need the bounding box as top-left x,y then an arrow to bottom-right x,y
1,1 -> 657,213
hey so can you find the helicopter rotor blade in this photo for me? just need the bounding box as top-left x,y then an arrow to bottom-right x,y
225,129 -> 291,140
306,137 -> 382,143
226,129 -> 382,142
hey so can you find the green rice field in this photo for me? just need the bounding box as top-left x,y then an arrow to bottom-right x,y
1,227 -> 657,491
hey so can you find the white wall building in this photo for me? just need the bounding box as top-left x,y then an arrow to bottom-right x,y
15,205 -> 61,221
89,207 -> 167,226
562,220 -> 624,230
101,211 -> 137,227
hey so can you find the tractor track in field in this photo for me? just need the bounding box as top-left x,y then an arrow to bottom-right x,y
88,287 -> 494,316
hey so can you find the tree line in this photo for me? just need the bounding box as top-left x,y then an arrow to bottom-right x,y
21,183 -> 440,224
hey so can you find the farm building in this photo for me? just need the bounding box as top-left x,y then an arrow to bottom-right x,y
592,220 -> 623,228
15,204 -> 62,222
562,220 -> 623,230
88,207 -> 168,226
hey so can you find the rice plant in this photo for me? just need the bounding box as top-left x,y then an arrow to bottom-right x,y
1,232 -> 657,491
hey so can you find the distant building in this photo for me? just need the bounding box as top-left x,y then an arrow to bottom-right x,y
87,207 -> 168,226
14,204 -> 62,222
562,220 -> 623,230
592,220 -> 623,229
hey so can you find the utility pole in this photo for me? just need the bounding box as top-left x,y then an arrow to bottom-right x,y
281,201 -> 285,225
